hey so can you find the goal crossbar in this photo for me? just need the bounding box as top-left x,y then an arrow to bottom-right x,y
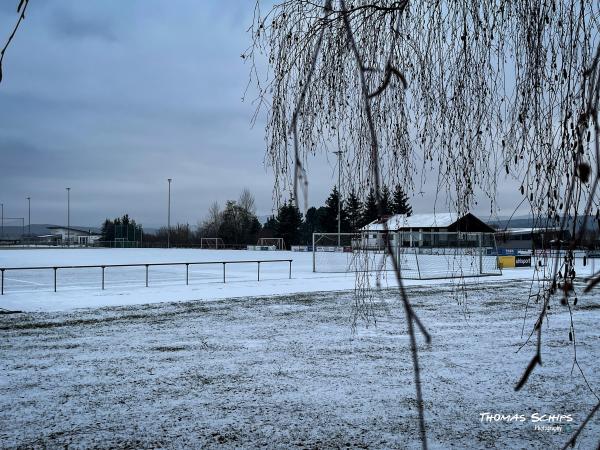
257,238 -> 285,250
200,237 -> 225,249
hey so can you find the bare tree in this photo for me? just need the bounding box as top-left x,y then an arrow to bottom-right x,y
198,201 -> 222,238
246,1 -> 600,448
238,188 -> 257,215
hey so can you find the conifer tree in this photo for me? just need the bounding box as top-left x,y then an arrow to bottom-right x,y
320,186 -> 348,233
276,200 -> 303,247
361,188 -> 379,226
346,190 -> 363,232
392,184 -> 413,216
380,185 -> 393,217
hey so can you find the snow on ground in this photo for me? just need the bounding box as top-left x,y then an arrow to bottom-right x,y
0,248 -> 585,312
1,281 -> 598,448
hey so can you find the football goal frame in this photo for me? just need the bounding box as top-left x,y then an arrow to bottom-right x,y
257,238 -> 286,250
312,231 -> 502,279
200,237 -> 225,249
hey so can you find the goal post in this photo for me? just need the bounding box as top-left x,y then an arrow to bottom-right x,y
312,232 -> 375,273
200,237 -> 225,249
312,231 -> 501,279
257,238 -> 286,250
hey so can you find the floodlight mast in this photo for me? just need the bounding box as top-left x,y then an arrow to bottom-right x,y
27,196 -> 31,238
333,149 -> 344,247
66,188 -> 71,247
167,178 -> 172,249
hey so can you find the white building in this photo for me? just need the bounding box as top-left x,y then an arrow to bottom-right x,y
47,226 -> 101,246
361,213 -> 496,248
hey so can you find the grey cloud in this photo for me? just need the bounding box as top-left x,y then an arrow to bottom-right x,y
50,7 -> 117,42
0,1 -> 521,230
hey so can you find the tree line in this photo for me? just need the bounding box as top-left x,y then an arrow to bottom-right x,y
99,185 -> 411,248
264,183 -> 411,248
100,214 -> 143,244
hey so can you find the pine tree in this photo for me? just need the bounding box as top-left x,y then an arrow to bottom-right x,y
346,190 -> 363,232
362,188 -> 379,226
380,185 -> 393,216
263,215 -> 278,231
300,206 -> 325,244
392,184 -> 413,216
100,219 -> 114,242
320,186 -> 348,233
276,200 -> 303,247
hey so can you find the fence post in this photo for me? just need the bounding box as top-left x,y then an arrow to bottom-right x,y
223,262 -> 226,283
257,261 -> 260,281
54,267 -> 57,292
289,260 -> 292,279
102,266 -> 105,290
145,265 -> 149,287
186,264 -> 189,285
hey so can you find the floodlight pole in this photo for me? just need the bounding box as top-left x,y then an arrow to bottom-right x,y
333,150 -> 344,247
27,196 -> 31,238
167,178 -> 172,249
66,188 -> 70,247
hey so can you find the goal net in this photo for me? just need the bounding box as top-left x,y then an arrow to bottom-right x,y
0,218 -> 25,240
257,238 -> 285,250
312,231 -> 501,279
200,237 -> 225,249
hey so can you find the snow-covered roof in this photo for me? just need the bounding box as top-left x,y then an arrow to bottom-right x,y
362,213 -> 457,231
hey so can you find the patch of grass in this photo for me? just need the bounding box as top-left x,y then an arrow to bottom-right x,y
576,303 -> 600,310
152,345 -> 187,352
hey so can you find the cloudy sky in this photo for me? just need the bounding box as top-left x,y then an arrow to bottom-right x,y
0,1 -> 521,229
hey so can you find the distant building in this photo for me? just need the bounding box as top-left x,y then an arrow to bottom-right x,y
46,226 -> 101,246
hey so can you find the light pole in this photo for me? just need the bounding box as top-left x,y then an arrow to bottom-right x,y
333,150 -> 344,247
66,187 -> 71,247
1,203 -> 3,238
167,178 -> 172,248
26,196 -> 31,238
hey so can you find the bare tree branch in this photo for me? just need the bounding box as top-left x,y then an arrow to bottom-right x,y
0,0 -> 29,84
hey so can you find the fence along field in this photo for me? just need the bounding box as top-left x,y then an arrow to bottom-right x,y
0,255 -> 293,295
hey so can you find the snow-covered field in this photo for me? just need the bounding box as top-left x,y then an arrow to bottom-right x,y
1,281 -> 599,448
0,247 -> 587,312
0,248 -> 347,311
0,248 -> 598,448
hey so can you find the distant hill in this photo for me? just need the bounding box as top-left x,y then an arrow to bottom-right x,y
488,215 -> 599,232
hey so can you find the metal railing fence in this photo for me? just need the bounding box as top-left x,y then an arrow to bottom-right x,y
0,259 -> 293,295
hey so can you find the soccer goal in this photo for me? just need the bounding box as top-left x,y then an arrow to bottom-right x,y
257,238 -> 286,250
0,217 -> 25,243
200,237 -> 225,249
312,231 -> 502,279
312,232 -> 378,273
